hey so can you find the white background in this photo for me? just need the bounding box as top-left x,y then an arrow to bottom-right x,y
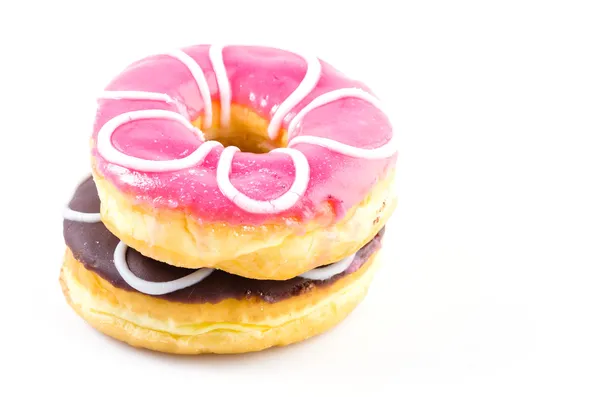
2,0 -> 599,395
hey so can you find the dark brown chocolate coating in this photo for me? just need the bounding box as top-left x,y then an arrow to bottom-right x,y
63,177 -> 384,304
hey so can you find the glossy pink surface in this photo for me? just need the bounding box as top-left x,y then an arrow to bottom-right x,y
92,45 -> 396,225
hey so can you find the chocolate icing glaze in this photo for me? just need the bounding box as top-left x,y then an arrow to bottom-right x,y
63,177 -> 384,304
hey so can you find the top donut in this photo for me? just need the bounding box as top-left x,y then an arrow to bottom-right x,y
90,44 -> 397,280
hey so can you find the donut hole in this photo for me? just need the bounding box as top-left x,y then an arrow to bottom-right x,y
193,102 -> 288,154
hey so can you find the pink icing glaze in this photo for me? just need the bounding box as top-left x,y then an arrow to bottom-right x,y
92,45 -> 396,225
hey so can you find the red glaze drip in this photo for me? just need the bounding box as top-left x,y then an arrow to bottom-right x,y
92,45 -> 396,225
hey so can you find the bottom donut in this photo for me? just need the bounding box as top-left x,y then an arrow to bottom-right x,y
60,249 -> 381,354
60,177 -> 386,354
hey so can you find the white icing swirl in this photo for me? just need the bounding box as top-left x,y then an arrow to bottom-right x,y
114,241 -> 215,295
299,253 -> 357,280
216,146 -> 309,213
289,134 -> 397,159
287,88 -> 397,159
98,91 -> 174,103
96,109 -> 222,172
62,207 -> 102,223
63,175 -> 102,223
267,52 -> 322,140
209,45 -> 232,129
164,49 -> 213,129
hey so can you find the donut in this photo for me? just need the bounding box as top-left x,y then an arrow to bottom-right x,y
90,44 -> 397,280
60,177 -> 385,354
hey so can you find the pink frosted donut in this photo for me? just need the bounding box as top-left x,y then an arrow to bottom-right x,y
90,44 -> 398,280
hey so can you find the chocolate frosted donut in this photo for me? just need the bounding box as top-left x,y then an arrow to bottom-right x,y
64,177 -> 384,304
60,176 -> 387,354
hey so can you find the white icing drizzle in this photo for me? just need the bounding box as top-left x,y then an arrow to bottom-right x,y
63,175 -> 102,223
298,253 -> 357,280
266,53 -> 322,140
96,109 -> 223,172
208,45 -> 232,129
62,207 -> 101,223
216,146 -> 309,213
287,88 -> 396,159
96,45 -> 397,214
165,49 -> 213,129
290,135 -> 397,159
99,91 -> 174,103
287,87 -> 384,136
114,241 -> 214,295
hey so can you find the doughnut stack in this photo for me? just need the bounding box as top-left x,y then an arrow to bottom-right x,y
60,44 -> 397,354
